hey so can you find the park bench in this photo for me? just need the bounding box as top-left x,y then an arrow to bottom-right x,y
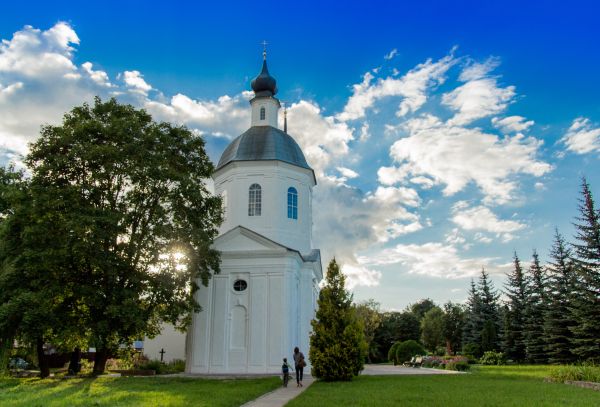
410,356 -> 423,368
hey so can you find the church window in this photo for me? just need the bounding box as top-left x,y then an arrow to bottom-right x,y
260,107 -> 266,120
233,279 -> 248,292
248,184 -> 262,216
287,187 -> 298,219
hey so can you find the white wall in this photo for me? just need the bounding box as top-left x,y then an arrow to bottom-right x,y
143,323 -> 186,363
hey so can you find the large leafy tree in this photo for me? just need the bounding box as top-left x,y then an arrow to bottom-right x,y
523,250 -> 548,364
21,97 -> 222,374
310,259 -> 367,381
353,299 -> 382,363
442,302 -> 464,355
544,230 -> 577,364
503,253 -> 527,362
372,311 -> 420,362
570,178 -> 600,360
409,298 -> 437,322
420,306 -> 444,353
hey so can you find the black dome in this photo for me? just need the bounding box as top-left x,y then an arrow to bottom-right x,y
217,126 -> 310,171
251,59 -> 277,96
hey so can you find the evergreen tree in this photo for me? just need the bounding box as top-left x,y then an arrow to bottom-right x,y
523,250 -> 548,364
462,279 -> 483,355
570,178 -> 600,360
310,259 -> 367,381
478,268 -> 501,352
443,302 -> 464,355
503,253 -> 527,362
544,230 -> 577,364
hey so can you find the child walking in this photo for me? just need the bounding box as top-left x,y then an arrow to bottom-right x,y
281,358 -> 292,387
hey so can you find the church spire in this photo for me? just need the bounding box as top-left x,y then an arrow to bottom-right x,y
251,43 -> 277,97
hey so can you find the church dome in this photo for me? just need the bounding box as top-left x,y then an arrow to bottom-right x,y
216,126 -> 311,171
251,59 -> 277,96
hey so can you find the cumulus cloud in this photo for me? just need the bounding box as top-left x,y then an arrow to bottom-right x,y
286,100 -> 354,176
492,115 -> 534,133
359,241 -> 509,279
384,114 -> 552,204
561,117 -> 600,155
443,60 -> 516,126
451,201 -> 525,241
337,51 -> 456,121
121,70 -> 152,94
337,167 -> 359,179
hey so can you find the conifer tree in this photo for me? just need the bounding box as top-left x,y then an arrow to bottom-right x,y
462,279 -> 483,355
310,259 -> 367,381
503,253 -> 527,362
570,178 -> 600,360
544,230 -> 577,364
523,250 -> 548,364
478,269 -> 501,352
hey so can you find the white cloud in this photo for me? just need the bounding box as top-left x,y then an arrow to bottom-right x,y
81,62 -> 112,87
122,70 -> 152,94
286,100 -> 354,176
384,48 -> 398,60
342,264 -> 382,289
492,115 -> 534,133
561,117 -> 600,155
337,51 -> 456,121
337,166 -> 359,179
386,114 -> 552,204
359,241 -> 508,279
451,201 -> 525,241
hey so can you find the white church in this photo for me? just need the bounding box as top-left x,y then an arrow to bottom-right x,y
182,52 -> 323,374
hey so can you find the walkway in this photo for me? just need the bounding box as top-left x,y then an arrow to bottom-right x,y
241,374 -> 314,407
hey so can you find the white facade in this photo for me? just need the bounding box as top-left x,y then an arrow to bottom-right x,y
186,56 -> 322,374
143,323 -> 186,363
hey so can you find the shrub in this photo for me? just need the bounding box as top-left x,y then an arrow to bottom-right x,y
388,342 -> 402,365
462,343 -> 481,359
549,363 -> 600,383
445,360 -> 470,371
422,356 -> 443,368
480,351 -> 506,366
395,340 -> 426,365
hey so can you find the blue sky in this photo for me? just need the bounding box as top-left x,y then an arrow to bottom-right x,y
1,1 -> 599,310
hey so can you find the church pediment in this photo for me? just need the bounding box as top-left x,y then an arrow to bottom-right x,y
213,226 -> 290,253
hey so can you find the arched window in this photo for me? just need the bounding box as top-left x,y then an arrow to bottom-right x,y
260,107 -> 266,121
287,187 -> 298,219
248,184 -> 261,216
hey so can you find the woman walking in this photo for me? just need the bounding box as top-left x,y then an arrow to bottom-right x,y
293,346 -> 306,387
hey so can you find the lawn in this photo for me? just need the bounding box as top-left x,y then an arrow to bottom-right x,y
286,365 -> 600,406
0,375 -> 280,407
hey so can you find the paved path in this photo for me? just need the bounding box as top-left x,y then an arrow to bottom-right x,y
361,364 -> 463,375
241,374 -> 314,407
240,364 -> 461,407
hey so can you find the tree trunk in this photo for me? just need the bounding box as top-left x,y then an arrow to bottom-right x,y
93,347 -> 109,375
0,338 -> 12,376
446,339 -> 453,356
36,337 -> 50,378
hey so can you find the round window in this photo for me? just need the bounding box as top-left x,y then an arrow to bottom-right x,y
233,279 -> 248,292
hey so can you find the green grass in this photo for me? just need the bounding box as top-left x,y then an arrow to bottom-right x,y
286,365 -> 600,406
0,376 -> 280,407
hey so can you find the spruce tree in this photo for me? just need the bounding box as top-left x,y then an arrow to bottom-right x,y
310,259 -> 367,381
523,250 -> 548,364
503,253 -> 527,362
544,230 -> 577,364
462,279 -> 483,356
570,178 -> 600,360
478,269 -> 501,352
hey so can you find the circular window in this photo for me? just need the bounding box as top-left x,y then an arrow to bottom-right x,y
233,279 -> 248,292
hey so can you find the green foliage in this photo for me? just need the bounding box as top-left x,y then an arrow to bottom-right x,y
442,302 -> 464,355
310,259 -> 367,381
394,340 -> 425,365
387,342 -> 401,365
544,230 -> 577,364
570,178 -> 600,361
445,360 -> 470,371
409,298 -> 437,322
420,307 -> 444,352
549,363 -> 600,383
503,253 -> 527,362
462,343 -> 481,360
372,311 -> 420,362
353,299 -> 382,363
0,98 -> 223,374
523,250 -> 548,364
136,359 -> 186,374
479,351 -> 506,365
